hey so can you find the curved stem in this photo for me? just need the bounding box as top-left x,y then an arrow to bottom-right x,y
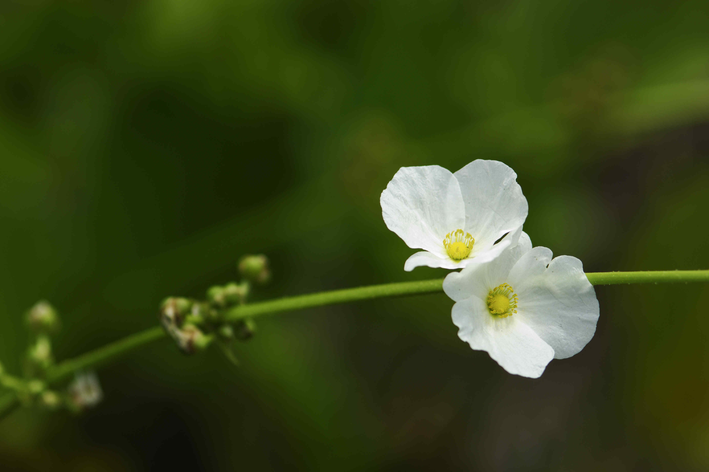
0,269 -> 707,421
223,270 -> 709,321
0,327 -> 167,421
46,327 -> 166,384
224,278 -> 444,321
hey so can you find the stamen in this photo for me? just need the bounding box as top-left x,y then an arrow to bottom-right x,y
486,283 -> 518,318
443,229 -> 474,261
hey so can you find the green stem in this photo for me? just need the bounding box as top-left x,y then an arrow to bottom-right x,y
223,270 -> 709,322
45,327 -> 166,384
0,374 -> 26,391
0,269 -> 707,421
225,278 -> 444,321
586,270 -> 709,285
0,327 -> 166,421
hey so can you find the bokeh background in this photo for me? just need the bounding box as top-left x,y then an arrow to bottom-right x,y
1,0 -> 709,470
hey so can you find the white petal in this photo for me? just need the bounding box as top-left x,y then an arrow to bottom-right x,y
507,246 -> 553,287
443,229 -> 531,302
404,251 -> 468,271
454,160 -> 528,250
381,165 -> 465,256
511,252 -> 600,359
517,231 -> 533,254
443,262 -> 490,303
452,298 -> 555,378
467,226 -> 526,267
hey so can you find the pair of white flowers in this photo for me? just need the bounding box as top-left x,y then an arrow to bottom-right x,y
381,160 -> 599,378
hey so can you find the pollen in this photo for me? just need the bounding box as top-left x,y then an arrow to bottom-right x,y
487,283 -> 518,318
443,229 -> 474,261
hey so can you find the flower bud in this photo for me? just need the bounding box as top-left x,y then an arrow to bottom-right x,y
163,321 -> 213,354
40,391 -> 62,410
217,324 -> 234,341
186,300 -> 220,323
180,325 -> 214,354
27,379 -> 46,395
190,301 -> 209,318
27,335 -> 54,371
234,318 -> 256,341
68,371 -> 103,410
223,282 -> 249,305
26,301 -> 60,334
238,254 -> 271,285
207,286 -> 227,307
160,297 -> 193,326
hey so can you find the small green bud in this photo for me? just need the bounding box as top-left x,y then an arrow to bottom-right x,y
27,379 -> 46,395
238,254 -> 271,285
190,301 -> 209,318
165,323 -> 213,355
183,301 -> 213,325
181,325 -> 214,354
26,301 -> 60,334
234,318 -> 256,341
40,391 -> 62,410
217,324 -> 234,340
183,314 -> 204,326
27,335 -> 54,371
223,282 -> 249,305
207,286 -> 227,307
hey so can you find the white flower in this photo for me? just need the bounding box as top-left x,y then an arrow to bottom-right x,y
68,371 -> 103,409
442,234 -> 599,378
380,160 -> 528,271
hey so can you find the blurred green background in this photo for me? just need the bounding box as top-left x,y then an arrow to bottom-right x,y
1,0 -> 709,470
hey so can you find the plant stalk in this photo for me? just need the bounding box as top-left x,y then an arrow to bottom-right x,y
1,270 -> 707,421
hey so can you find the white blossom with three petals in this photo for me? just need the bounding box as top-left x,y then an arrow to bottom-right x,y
380,160 -> 528,271
443,234 -> 600,378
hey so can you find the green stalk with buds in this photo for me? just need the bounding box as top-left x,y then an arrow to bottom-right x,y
1,263 -> 708,420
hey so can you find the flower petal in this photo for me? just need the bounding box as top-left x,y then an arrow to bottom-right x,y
443,229 -> 531,302
467,226 -> 527,267
381,165 -> 465,256
516,231 -> 533,254
507,246 -> 553,286
454,160 -> 528,251
404,251 -> 466,271
443,261 -> 490,303
452,298 -> 554,378
510,252 -> 600,359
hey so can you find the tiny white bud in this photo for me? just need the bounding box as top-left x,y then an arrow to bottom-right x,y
68,371 -> 103,409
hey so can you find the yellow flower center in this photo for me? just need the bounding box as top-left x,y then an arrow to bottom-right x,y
487,283 -> 518,318
443,229 -> 474,261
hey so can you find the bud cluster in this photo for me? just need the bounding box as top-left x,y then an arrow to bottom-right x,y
0,254 -> 272,416
159,254 -> 270,361
0,301 -> 104,413
24,301 -> 60,378
207,282 -> 249,308
159,298 -> 213,355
